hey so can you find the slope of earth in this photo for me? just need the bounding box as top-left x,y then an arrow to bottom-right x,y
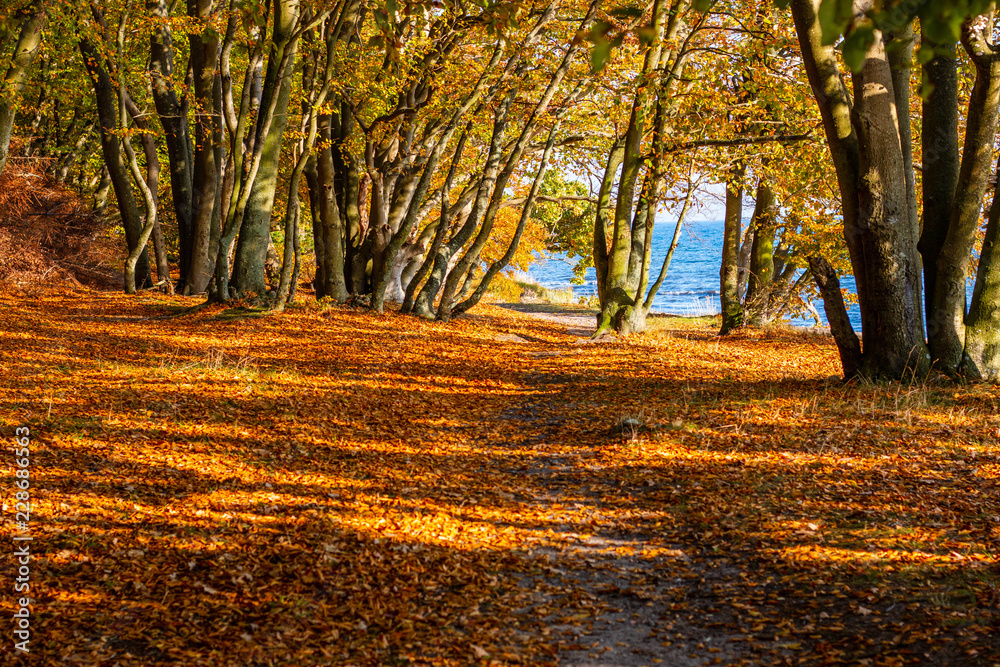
0,287 -> 998,666
0,158 -> 122,292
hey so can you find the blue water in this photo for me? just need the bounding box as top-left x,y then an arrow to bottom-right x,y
527,219 -> 863,328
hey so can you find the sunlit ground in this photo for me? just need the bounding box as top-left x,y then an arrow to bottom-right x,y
1,286 -> 998,665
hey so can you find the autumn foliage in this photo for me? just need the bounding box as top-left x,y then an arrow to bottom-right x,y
1,284 -> 998,665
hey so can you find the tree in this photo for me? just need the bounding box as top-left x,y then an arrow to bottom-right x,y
230,0 -> 303,300
790,0 -> 929,380
592,0 -> 703,335
79,1 -> 153,292
0,0 -> 47,178
800,0 -> 1000,380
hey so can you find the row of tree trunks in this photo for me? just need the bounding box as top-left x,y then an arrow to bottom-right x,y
790,0 -> 929,380
79,5 -> 152,292
230,0 -> 301,300
0,0 -> 47,177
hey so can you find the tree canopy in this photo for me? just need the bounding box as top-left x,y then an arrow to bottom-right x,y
3,0 -> 1000,380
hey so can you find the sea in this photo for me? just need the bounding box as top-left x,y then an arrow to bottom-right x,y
526,219 -> 862,329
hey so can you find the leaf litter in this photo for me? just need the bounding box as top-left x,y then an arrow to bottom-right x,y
1,286 -> 998,665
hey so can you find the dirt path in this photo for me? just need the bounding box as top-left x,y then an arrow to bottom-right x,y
499,304 -> 752,666
498,303 -> 597,339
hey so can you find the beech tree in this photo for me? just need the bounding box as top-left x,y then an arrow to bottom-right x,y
0,0 -> 47,177
797,0 -> 1000,380
8,0 -> 1000,388
591,0 -> 702,335
789,0 -> 928,379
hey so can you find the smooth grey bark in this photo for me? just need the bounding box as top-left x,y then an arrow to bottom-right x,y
597,8 -> 664,333
809,255 -> 863,378
186,0 -> 222,294
119,93 -> 159,295
392,5 -> 572,316
376,43 -> 517,315
230,0 -> 301,299
305,154 -> 326,294
302,18 -> 354,304
929,18 -> 1000,374
147,0 -> 195,288
737,224 -> 754,302
0,0 -> 47,177
113,3 -> 158,294
343,123 -> 366,294
719,168 -> 743,335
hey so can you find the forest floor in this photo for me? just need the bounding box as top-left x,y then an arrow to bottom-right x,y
1,286 -> 999,666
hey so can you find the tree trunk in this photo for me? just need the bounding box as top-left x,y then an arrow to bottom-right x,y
92,165 -> 112,214
315,115 -> 349,302
79,32 -> 151,291
745,179 -> 776,325
808,255 -> 863,379
919,36 -> 960,352
402,126 -> 471,314
929,19 -> 1000,374
305,154 -> 327,296
850,23 -> 928,379
340,106 -> 367,295
184,0 -> 222,294
887,22 -> 920,284
963,182 -> 1000,380
719,168 -> 744,335
148,0 -> 195,290
737,224 -> 754,303
412,94 -> 513,319
597,67 -> 658,332
124,90 -> 172,293
0,0 -> 47,177
452,121 -> 560,318
643,171 -> 699,314
230,0 -> 301,299
790,0 -> 929,380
